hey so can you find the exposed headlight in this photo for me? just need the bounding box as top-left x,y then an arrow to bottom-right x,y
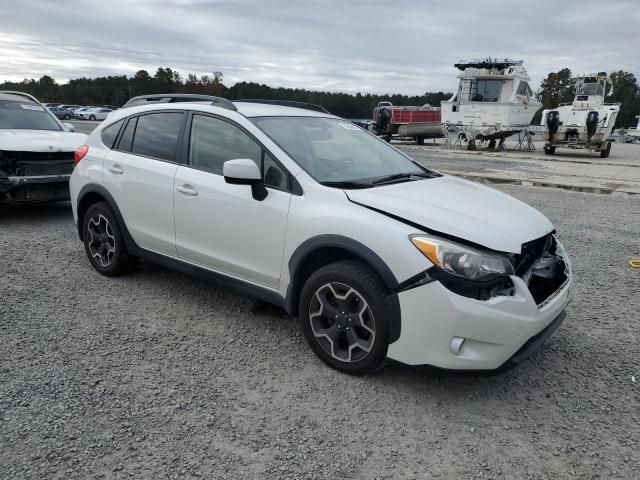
410,235 -> 514,280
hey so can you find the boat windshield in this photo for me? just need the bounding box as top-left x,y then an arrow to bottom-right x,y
577,79 -> 604,97
252,116 -> 433,187
464,79 -> 502,102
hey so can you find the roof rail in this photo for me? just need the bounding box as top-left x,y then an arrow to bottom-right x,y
122,94 -> 237,111
236,99 -> 330,114
0,91 -> 40,103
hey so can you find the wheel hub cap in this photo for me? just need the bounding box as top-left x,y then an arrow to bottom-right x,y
309,282 -> 375,363
87,214 -> 116,267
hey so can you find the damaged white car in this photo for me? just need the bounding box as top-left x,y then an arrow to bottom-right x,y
1,91 -> 87,204
70,95 -> 571,375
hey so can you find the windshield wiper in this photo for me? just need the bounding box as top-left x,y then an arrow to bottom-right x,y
372,172 -> 434,185
319,180 -> 373,189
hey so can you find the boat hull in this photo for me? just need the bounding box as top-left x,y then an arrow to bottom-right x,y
441,101 -> 539,137
541,104 -> 620,148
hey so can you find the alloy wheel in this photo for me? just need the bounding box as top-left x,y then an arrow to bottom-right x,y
87,214 -> 116,267
309,282 -> 375,363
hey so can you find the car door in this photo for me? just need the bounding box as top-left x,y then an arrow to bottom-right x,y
102,111 -> 185,256
173,113 -> 292,289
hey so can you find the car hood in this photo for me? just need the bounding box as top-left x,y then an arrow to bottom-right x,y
346,176 -> 553,253
0,130 -> 87,152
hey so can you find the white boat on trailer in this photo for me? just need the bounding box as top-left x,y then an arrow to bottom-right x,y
441,58 -> 540,150
540,73 -> 620,158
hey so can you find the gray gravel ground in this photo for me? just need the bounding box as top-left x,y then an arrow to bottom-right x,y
1,185 -> 639,480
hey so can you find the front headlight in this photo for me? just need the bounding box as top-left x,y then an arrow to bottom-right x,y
410,235 -> 514,280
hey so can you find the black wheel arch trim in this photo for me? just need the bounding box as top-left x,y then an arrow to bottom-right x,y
76,184 -> 137,251
285,234 -> 401,343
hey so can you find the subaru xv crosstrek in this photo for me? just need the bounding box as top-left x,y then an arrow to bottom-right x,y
69,95 -> 571,375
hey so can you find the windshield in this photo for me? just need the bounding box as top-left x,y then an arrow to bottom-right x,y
0,100 -> 61,131
577,79 -> 604,96
252,117 -> 431,186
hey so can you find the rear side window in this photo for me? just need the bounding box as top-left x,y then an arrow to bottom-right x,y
117,117 -> 137,152
131,113 -> 183,161
101,119 -> 124,148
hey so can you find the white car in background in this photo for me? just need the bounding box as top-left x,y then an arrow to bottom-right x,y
73,106 -> 95,117
0,91 -> 87,204
76,107 -> 112,121
69,95 -> 572,375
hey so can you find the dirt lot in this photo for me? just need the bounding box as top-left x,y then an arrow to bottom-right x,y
1,185 -> 639,479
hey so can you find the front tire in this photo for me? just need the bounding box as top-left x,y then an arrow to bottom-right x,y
82,202 -> 138,276
89,115 -> 96,121
544,144 -> 556,155
298,260 -> 393,375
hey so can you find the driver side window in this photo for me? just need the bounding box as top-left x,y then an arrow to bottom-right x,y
190,114 -> 261,174
189,114 -> 289,190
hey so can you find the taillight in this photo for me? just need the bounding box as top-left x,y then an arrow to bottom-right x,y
74,145 -> 89,165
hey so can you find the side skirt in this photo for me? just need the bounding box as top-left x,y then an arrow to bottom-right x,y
134,247 -> 287,310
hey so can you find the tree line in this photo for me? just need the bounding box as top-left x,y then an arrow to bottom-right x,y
0,67 -> 451,119
2,66 -> 638,126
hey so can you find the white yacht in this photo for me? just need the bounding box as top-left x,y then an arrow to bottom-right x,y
441,58 -> 540,148
540,73 -> 620,158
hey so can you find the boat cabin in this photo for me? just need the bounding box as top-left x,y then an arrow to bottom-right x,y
572,73 -> 609,106
448,58 -> 534,109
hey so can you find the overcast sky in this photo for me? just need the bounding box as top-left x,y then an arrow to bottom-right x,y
1,0 -> 639,94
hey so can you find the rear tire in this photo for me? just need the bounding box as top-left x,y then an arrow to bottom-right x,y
298,260 -> 393,375
544,145 -> 556,155
600,141 -> 611,158
416,136 -> 425,145
82,201 -> 138,276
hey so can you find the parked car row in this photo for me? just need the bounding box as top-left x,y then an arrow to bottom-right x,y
42,103 -> 116,121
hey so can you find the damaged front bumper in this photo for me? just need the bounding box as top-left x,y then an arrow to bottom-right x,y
0,174 -> 71,204
387,235 -> 572,371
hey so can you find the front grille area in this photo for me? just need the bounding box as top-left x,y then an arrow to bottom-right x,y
0,150 -> 74,177
513,234 -> 569,306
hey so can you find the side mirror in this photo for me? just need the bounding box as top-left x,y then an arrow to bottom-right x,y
223,159 -> 267,201
63,122 -> 76,132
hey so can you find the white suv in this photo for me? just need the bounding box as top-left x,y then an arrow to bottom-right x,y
69,96 -> 572,375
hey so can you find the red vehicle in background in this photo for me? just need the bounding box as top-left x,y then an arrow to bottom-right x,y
370,101 -> 442,144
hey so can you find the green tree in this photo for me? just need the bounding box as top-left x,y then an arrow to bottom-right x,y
607,70 -> 640,128
533,68 -> 576,123
537,68 -> 575,108
131,70 -> 153,97
153,67 -> 179,93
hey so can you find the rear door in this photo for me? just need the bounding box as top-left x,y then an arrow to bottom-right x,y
173,113 -> 292,289
102,111 -> 185,256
